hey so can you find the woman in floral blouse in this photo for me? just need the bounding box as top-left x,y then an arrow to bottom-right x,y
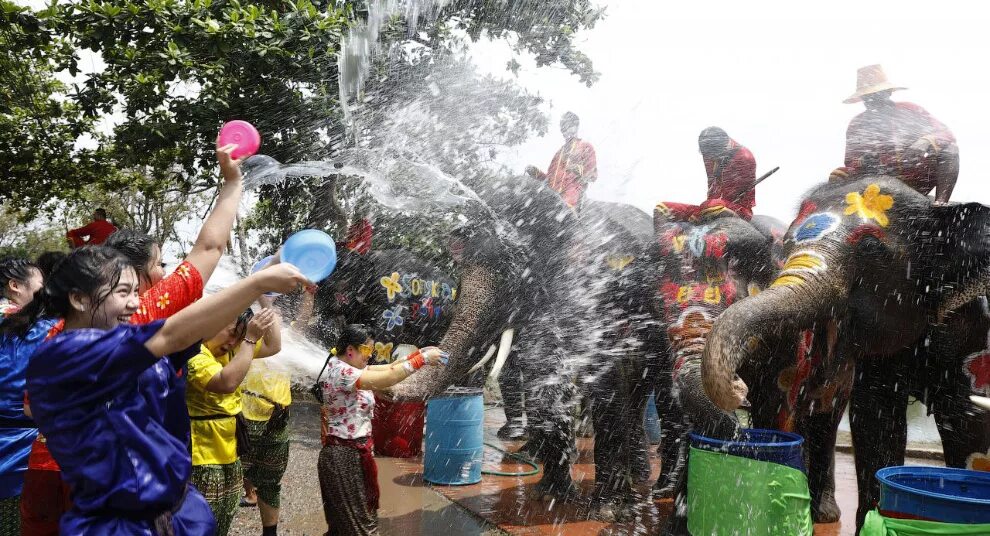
317,324 -> 446,535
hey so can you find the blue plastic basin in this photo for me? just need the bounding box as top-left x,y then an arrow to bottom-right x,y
281,229 -> 337,283
423,387 -> 484,485
877,465 -> 990,523
690,428 -> 805,472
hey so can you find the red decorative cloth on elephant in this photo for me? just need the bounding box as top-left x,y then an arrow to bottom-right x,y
842,101 -> 956,196
534,138 -> 598,209
656,139 -> 756,222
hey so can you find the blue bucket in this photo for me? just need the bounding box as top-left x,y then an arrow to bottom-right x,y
423,387 -> 484,485
877,466 -> 990,523
690,428 -> 805,472
644,393 -> 661,444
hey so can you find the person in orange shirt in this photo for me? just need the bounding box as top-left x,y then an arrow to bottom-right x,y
66,208 -> 117,247
526,112 -> 598,211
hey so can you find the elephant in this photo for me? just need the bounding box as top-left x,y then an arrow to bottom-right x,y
696,175 -> 990,531
308,247 -> 457,360
646,208 -> 786,532
387,173 -> 664,513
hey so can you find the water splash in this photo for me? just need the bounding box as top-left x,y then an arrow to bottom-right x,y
242,148 -> 477,212
338,0 -> 452,128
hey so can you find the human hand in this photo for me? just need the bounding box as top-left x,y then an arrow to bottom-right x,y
254,263 -> 309,294
525,165 -> 540,179
418,346 -> 449,367
247,308 -> 276,341
730,375 -> 749,410
216,142 -> 244,183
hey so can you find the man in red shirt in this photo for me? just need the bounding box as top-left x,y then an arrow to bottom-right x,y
656,127 -> 757,223
526,112 -> 598,211
65,208 -> 117,247
831,64 -> 959,203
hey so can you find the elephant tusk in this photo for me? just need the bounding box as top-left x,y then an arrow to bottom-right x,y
465,344 -> 497,375
489,328 -> 515,381
971,395 -> 990,411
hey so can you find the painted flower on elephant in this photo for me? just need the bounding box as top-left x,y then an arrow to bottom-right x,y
844,183 -> 894,227
382,305 -> 405,331
967,450 -> 990,472
380,272 -> 403,302
793,213 -> 840,244
963,350 -> 990,395
375,342 -> 394,362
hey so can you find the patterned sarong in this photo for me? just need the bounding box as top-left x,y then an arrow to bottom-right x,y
190,460 -> 242,536
317,442 -> 379,536
241,418 -> 290,508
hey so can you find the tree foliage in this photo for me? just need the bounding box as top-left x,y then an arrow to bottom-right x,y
1,0 -> 603,257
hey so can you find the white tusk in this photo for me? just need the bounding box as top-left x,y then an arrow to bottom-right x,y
489,328 -> 515,380
466,344 -> 497,375
971,395 -> 990,411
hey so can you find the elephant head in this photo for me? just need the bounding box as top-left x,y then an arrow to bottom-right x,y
702,176 -> 990,419
652,211 -> 783,439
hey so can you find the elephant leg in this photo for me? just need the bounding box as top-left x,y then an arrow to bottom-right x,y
497,348 -> 528,440
802,397 -> 848,524
930,362 -> 990,472
849,356 -> 909,531
525,341 -> 576,499
653,368 -> 688,500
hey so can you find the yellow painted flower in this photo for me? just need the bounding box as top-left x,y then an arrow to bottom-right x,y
379,272 -> 403,302
375,342 -> 394,362
157,293 -> 171,309
844,183 -> 894,227
176,264 -> 191,279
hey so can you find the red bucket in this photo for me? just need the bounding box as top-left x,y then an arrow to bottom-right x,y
372,399 -> 425,458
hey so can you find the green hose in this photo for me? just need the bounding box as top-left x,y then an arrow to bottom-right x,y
481,405 -> 541,477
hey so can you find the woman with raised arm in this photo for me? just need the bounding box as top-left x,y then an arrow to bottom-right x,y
21,143 -> 247,535
317,324 -> 447,536
186,306 -> 278,536
24,246 -> 306,535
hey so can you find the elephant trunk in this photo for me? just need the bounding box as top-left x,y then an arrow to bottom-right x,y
702,276 -> 842,413
388,263 -> 501,400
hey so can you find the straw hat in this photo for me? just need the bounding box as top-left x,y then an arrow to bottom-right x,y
843,64 -> 907,104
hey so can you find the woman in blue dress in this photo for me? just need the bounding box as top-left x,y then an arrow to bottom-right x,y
22,246 -> 306,535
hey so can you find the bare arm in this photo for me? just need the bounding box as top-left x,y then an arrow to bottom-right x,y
205,340 -> 256,394
256,296 -> 282,358
356,347 -> 446,391
183,144 -> 244,284
145,264 -> 307,357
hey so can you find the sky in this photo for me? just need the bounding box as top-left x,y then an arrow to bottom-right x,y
474,0 -> 990,222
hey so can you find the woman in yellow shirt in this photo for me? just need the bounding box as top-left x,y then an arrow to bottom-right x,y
186,305 -> 280,536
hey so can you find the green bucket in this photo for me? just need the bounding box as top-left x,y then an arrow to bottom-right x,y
687,430 -> 813,535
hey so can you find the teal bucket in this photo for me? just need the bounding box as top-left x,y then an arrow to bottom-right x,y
423,387 -> 484,485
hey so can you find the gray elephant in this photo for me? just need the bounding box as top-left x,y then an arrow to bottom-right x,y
389,174 -> 662,512
697,176 -> 990,531
647,208 -> 786,533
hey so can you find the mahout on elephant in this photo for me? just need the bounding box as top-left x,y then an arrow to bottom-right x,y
697,175 -> 990,531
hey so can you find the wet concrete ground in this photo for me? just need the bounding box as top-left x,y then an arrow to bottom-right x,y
229,400 -> 941,536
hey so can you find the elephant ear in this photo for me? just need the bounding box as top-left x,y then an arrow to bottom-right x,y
925,202 -> 990,319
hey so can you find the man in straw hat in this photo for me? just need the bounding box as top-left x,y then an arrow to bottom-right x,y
831,64 -> 959,203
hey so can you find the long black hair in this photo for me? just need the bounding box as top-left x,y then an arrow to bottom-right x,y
1,247 -> 132,337
0,258 -> 39,300
35,251 -> 67,279
333,323 -> 371,355
104,229 -> 157,283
